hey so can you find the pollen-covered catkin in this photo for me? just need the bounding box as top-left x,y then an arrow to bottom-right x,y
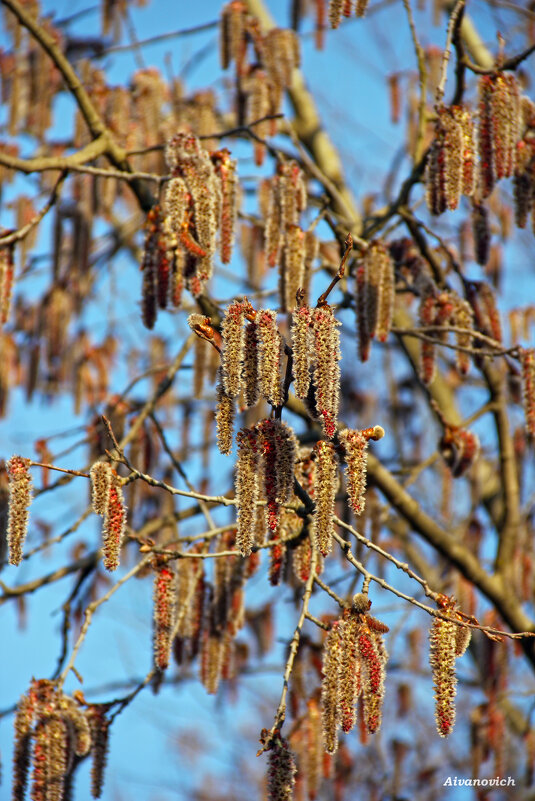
89,461 -> 112,516
429,616 -> 457,737
221,301 -> 246,397
7,455 -> 32,566
257,309 -> 284,407
311,440 -> 339,556
101,471 -> 126,572
153,557 -> 177,671
321,620 -> 342,753
312,305 -> 341,439
339,427 -> 385,516
216,367 -> 235,455
291,304 -> 312,399
243,320 -> 260,408
521,348 -> 535,438
235,427 -> 260,556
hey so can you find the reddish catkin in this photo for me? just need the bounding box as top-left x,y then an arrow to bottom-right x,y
321,621 -> 343,754
426,106 -> 463,214
7,455 -> 32,566
361,629 -> 387,733
264,175 -> 283,267
312,305 -> 341,439
356,263 -> 371,362
221,300 -> 246,398
521,348 -> 535,438
89,461 -> 112,516
291,304 -> 312,399
0,241 -> 15,325
451,297 -> 474,375
220,1 -> 247,72
235,427 -> 260,557
471,202 -> 490,266
282,224 -> 306,312
153,557 -> 177,671
311,440 -> 339,556
212,149 -> 238,264
429,616 -> 457,737
101,471 -> 126,572
267,736 -> 297,801
418,291 -> 438,385
328,0 -> 344,28
257,309 -> 284,407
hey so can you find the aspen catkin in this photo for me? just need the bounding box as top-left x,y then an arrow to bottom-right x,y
311,440 -> 339,556
267,736 -> 297,801
311,305 -> 341,439
235,427 -> 260,557
89,461 -> 112,516
429,616 -> 457,737
7,455 -> 32,566
521,348 -> 535,438
153,557 -> 177,671
101,471 -> 126,572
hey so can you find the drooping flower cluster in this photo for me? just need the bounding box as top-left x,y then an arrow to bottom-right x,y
152,556 -> 177,671
0,240 -> 15,326
478,72 -> 520,199
466,279 -> 502,343
513,99 -> 535,229
310,440 -> 339,556
160,133 -> 239,300
90,463 -> 126,571
417,288 -> 475,384
266,734 -> 297,801
235,427 -> 260,557
426,105 -> 476,215
328,0 -> 370,28
354,241 -> 396,362
220,3 -> 300,164
521,347 -> 535,438
264,161 -> 308,268
13,679 -> 110,801
291,303 -> 341,438
6,455 -> 32,566
321,596 -> 389,754
140,205 -> 172,330
339,426 -> 385,516
440,426 -> 481,477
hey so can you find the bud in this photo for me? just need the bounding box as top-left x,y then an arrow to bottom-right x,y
101,471 -> 126,572
7,455 -> 32,566
311,440 -> 339,556
312,305 -> 341,439
89,461 -> 112,516
235,427 -> 260,556
429,616 -> 457,737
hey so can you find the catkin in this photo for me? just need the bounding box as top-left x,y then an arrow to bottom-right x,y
311,440 -> 339,556
429,616 -> 457,737
257,309 -> 284,407
101,471 -> 126,572
89,461 -> 112,516
7,455 -> 32,566
235,427 -> 260,556
153,557 -> 177,671
312,305 -> 341,439
521,348 -> 535,438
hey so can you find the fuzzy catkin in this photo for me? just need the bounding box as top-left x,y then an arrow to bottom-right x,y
221,301 -> 246,398
216,368 -> 235,455
235,427 -> 260,556
521,348 -> 535,438
7,455 -> 32,566
89,461 -> 112,516
311,305 -> 341,439
429,616 -> 457,737
153,558 -> 177,671
101,472 -> 126,572
339,429 -> 368,515
321,621 -> 342,754
267,737 -> 297,801
291,304 -> 312,399
257,310 -> 283,407
311,440 -> 338,556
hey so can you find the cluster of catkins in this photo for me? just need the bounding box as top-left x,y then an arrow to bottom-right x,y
427,74 -> 535,235
220,2 -> 300,164
156,531 -> 258,695
429,598 -> 472,737
321,594 -> 389,753
13,679 -> 110,801
328,0 -> 370,28
140,133 -> 238,328
354,241 -> 396,363
89,461 -> 126,572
